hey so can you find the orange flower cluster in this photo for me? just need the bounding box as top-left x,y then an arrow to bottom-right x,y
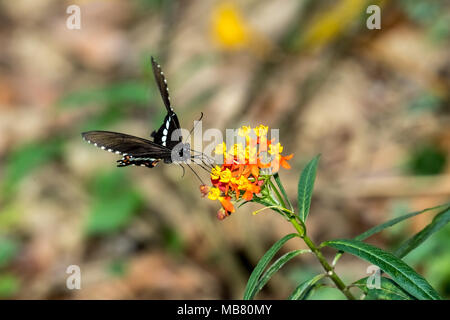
201,125 -> 293,220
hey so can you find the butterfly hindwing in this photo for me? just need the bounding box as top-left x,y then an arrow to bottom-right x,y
151,112 -> 182,149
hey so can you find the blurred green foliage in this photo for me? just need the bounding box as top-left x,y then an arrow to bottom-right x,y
2,139 -> 63,196
161,226 -> 184,254
407,144 -> 447,175
408,93 -> 443,114
400,0 -> 450,43
0,237 -> 19,268
108,259 -> 129,278
85,170 -> 144,235
59,81 -> 152,109
0,273 -> 20,298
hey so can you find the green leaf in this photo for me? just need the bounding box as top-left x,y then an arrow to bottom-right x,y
273,173 -> 292,210
353,277 -> 415,300
253,249 -> 310,299
322,239 -> 441,300
251,197 -> 286,216
289,274 -> 326,300
332,203 -> 450,268
394,206 -> 450,259
355,203 -> 449,241
243,233 -> 298,300
297,155 -> 320,222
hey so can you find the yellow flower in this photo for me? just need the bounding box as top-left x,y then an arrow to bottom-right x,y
246,145 -> 258,164
238,125 -> 252,137
219,168 -> 232,183
211,2 -> 250,50
230,143 -> 245,162
254,125 -> 268,137
269,142 -> 283,155
232,175 -> 248,188
208,187 -> 221,200
211,166 -> 222,180
215,142 -> 227,155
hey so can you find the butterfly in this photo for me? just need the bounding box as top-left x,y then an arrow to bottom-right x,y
81,57 -> 196,170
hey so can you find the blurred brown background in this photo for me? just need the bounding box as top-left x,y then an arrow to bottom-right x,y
0,0 -> 449,299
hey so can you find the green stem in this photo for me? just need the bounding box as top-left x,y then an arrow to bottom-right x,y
289,217 -> 355,300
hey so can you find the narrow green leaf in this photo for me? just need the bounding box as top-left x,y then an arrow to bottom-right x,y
355,203 -> 449,241
252,249 -> 310,299
250,197 -> 285,216
323,239 -> 441,300
297,155 -> 320,222
353,277 -> 415,300
333,203 -> 450,268
394,206 -> 450,258
273,173 -> 292,210
243,233 -> 298,300
289,274 -> 326,300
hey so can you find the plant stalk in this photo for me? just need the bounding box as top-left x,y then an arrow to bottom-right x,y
289,217 -> 356,300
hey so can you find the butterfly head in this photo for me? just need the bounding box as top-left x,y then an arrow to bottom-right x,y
168,142 -> 191,164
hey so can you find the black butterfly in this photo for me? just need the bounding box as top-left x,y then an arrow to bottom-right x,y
81,57 -> 192,169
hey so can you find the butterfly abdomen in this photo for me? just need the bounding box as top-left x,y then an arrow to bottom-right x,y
117,155 -> 159,168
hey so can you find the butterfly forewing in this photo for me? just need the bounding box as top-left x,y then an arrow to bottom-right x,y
151,57 -> 172,113
82,131 -> 172,158
150,56 -> 183,149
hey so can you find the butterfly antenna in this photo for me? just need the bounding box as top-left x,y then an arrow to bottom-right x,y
183,112 -> 204,145
186,163 -> 205,185
176,163 -> 186,178
191,149 -> 215,166
191,153 -> 214,170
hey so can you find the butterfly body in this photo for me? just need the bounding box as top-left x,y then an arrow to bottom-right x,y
82,57 -> 191,168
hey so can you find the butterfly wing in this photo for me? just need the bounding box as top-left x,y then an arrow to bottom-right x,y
82,131 -> 172,158
150,57 -> 183,149
151,56 -> 172,113
151,112 -> 182,149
